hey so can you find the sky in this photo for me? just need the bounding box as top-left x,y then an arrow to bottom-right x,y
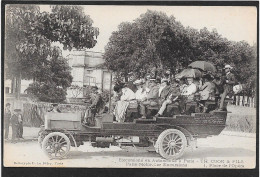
40,5 -> 257,56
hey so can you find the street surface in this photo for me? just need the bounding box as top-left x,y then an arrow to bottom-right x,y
4,130 -> 256,168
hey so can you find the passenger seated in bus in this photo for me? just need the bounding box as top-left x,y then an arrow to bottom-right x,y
157,79 -> 171,111
181,77 -> 197,100
140,78 -> 159,119
126,72 -> 138,93
193,77 -> 202,90
155,79 -> 180,117
134,79 -> 148,103
198,74 -> 216,112
179,78 -> 187,94
199,74 -> 215,100
179,77 -> 197,113
113,84 -> 136,122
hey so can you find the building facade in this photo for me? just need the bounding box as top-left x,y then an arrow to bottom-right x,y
66,50 -> 112,98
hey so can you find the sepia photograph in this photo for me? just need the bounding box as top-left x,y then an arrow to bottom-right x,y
2,2 -> 258,170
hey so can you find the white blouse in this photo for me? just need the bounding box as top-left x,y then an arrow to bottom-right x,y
120,88 -> 136,101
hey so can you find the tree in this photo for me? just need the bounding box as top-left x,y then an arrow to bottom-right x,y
25,46 -> 73,102
26,82 -> 67,103
5,5 -> 99,100
104,10 -> 257,97
104,10 -> 191,78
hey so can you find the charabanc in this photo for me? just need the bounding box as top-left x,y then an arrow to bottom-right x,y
38,62 -> 230,160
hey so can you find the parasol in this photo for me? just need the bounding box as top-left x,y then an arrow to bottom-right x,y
188,61 -> 216,73
175,68 -> 202,79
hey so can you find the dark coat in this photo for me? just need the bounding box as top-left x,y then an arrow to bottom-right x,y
10,114 -> 19,125
170,83 -> 181,97
127,81 -> 137,93
224,72 -> 236,92
147,85 -> 159,100
159,85 -> 172,101
4,108 -> 11,123
90,93 -> 104,114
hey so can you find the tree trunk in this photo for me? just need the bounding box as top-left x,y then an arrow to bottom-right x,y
11,77 -> 16,94
15,72 -> 21,99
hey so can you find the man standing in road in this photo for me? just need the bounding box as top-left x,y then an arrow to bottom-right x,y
4,103 -> 11,140
10,109 -> 20,143
219,65 -> 236,111
17,109 -> 24,139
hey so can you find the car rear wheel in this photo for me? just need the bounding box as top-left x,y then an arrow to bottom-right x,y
42,132 -> 71,159
157,129 -> 187,159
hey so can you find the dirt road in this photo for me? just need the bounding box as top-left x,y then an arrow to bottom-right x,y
4,131 -> 256,168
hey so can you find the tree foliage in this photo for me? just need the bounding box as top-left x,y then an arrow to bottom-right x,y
26,82 -> 67,103
5,5 -> 99,102
104,10 -> 257,96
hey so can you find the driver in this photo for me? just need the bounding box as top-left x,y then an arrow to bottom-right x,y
89,86 -> 104,116
84,86 -> 104,126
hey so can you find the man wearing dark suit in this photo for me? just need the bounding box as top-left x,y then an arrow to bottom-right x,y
219,65 -> 236,111
84,86 -> 104,126
17,110 -> 24,139
4,103 -> 11,140
156,79 -> 181,117
10,109 -> 20,142
140,78 -> 159,119
126,72 -> 137,93
89,86 -> 104,115
158,79 -> 172,105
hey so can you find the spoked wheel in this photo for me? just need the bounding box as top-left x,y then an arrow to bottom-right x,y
157,129 -> 187,159
42,132 -> 71,159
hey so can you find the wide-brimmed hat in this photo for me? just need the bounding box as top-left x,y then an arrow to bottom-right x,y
91,86 -> 98,90
14,109 -> 22,112
133,79 -> 144,85
224,65 -> 233,69
113,84 -> 123,92
161,78 -> 169,83
51,103 -> 59,107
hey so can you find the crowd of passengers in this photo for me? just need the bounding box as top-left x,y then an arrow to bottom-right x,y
112,64 -> 236,122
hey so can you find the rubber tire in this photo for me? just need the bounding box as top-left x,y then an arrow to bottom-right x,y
157,129 -> 187,160
42,132 -> 71,159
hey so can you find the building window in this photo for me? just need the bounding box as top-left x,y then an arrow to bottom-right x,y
5,87 -> 10,93
86,70 -> 93,74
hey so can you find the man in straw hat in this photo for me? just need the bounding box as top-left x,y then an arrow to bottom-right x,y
134,79 -> 148,102
219,64 -> 236,111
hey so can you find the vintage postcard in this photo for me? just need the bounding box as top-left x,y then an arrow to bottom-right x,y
2,2 -> 258,170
